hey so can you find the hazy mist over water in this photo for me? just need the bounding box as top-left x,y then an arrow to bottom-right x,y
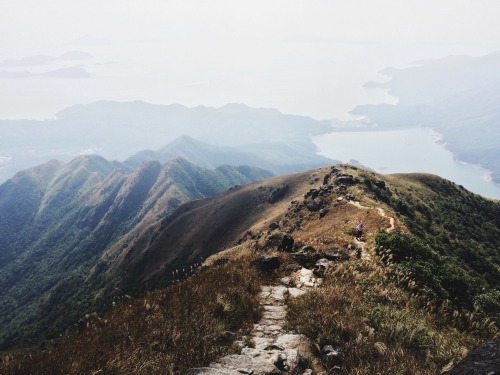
1,40 -> 498,121
1,1 -> 500,121
1,1 -> 500,197
313,127 -> 500,199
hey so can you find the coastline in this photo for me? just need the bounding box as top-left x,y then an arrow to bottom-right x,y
326,124 -> 422,133
313,126 -> 500,199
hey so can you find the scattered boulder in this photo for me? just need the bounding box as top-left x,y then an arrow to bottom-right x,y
290,252 -> 311,267
251,255 -> 280,273
319,208 -> 329,218
309,189 -> 320,199
269,222 -> 280,231
278,233 -> 295,252
443,340 -> 500,375
265,232 -> 284,248
322,345 -> 344,372
280,276 -> 293,287
268,185 -> 289,203
335,174 -> 356,185
374,179 -> 386,188
290,252 -> 320,268
322,248 -> 350,261
323,174 -> 330,185
300,245 -> 316,253
282,263 -> 302,273
313,258 -> 331,278
306,198 -> 323,212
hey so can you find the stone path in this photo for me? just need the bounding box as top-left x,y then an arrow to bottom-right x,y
188,268 -> 323,374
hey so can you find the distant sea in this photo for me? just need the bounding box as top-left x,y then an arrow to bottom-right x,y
1,40 -> 498,120
313,126 -> 500,199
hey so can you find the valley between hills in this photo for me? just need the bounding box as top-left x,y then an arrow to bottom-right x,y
1,160 -> 499,374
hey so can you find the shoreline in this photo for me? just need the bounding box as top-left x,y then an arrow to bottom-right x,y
325,124 -> 422,133
313,126 -> 500,199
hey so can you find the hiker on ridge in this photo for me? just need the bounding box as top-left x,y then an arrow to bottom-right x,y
355,222 -> 365,240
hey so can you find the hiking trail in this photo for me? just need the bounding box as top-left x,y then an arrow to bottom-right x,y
347,199 -> 395,262
188,268 -> 323,374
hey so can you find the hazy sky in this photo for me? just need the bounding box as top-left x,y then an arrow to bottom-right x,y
1,0 -> 500,119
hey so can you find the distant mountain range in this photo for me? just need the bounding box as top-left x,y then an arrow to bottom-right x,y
124,134 -> 332,175
0,101 -> 334,183
0,155 -> 271,349
351,51 -> 500,183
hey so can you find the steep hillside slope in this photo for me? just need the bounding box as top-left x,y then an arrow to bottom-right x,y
96,163 -> 500,320
105,166 -> 317,290
0,156 -> 271,350
103,167 -> 500,324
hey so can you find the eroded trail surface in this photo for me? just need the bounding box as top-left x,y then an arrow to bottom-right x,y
348,201 -> 395,232
188,268 -> 322,374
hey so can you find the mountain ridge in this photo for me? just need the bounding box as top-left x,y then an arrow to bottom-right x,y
0,155 -> 272,349
1,163 -> 498,374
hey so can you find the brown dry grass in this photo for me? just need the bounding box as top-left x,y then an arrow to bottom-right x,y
287,258 -> 491,375
1,254 -> 265,375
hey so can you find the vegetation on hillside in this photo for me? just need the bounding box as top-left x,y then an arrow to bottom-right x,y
0,255 -> 263,375
279,167 -> 499,374
360,171 -> 500,325
287,258 -> 486,375
0,156 -> 271,350
1,163 -> 499,374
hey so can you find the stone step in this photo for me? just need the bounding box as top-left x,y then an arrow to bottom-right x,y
188,267 -> 319,374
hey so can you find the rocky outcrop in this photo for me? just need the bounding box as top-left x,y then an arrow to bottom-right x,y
322,345 -> 344,372
443,340 -> 499,375
321,248 -> 350,262
269,185 -> 289,204
251,255 -> 281,273
277,234 -> 294,252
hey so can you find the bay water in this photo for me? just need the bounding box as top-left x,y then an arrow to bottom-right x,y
312,127 -> 500,199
